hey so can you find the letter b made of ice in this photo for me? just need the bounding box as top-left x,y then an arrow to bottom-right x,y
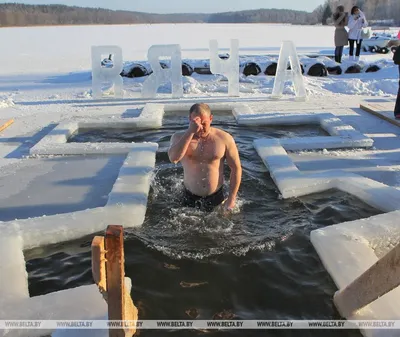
272,41 -> 306,101
210,39 -> 240,97
91,46 -> 124,99
142,45 -> 183,99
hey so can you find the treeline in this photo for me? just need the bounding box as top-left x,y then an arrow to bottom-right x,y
0,3 -> 314,27
0,2 -> 398,27
314,0 -> 400,25
207,9 -> 311,24
0,3 -> 209,26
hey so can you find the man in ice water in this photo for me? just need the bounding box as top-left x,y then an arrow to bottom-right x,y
168,103 -> 242,212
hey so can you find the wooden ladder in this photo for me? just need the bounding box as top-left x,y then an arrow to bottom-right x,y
92,225 -> 138,337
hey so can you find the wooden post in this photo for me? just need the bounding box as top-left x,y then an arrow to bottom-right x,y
91,236 -> 107,293
334,242 -> 400,318
105,225 -> 125,334
92,225 -> 137,337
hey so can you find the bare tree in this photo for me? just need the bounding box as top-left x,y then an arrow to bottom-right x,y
0,1 -> 396,27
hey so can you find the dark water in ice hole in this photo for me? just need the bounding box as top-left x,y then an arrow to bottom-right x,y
26,117 -> 380,337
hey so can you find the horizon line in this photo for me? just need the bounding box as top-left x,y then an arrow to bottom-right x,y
0,2 -> 315,15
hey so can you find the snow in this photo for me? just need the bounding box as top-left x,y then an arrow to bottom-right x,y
0,230 -> 29,304
0,24 -> 340,75
3,284 -> 107,337
0,95 -> 15,108
0,23 -> 400,337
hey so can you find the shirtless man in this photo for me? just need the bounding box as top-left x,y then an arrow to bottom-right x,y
168,103 -> 242,212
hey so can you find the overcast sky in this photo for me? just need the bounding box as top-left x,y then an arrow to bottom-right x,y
0,0 -> 326,13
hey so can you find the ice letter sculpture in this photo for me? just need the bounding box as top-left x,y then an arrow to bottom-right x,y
272,41 -> 306,101
210,39 -> 240,97
142,45 -> 183,99
91,46 -> 123,99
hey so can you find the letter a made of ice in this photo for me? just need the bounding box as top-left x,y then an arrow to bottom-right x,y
91,46 -> 124,99
272,41 -> 306,101
142,45 -> 183,99
209,39 -> 240,97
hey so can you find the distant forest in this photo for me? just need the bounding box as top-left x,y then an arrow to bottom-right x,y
0,1 -> 398,27
315,0 -> 399,26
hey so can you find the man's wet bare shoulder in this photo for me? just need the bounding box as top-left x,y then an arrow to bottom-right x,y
170,131 -> 185,144
212,127 -> 235,143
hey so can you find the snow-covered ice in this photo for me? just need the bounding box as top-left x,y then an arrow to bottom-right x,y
0,23 -> 400,337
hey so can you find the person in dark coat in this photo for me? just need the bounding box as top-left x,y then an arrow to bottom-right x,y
393,46 -> 400,118
332,5 -> 349,63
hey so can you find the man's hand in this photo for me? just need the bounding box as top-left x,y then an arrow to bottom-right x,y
223,197 -> 235,212
188,117 -> 203,134
215,198 -> 235,216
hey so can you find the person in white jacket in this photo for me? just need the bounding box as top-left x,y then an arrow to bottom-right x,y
347,6 -> 368,62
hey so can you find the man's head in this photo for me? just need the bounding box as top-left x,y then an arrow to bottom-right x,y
189,103 -> 213,137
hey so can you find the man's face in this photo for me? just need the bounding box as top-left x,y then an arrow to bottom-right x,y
190,111 -> 213,136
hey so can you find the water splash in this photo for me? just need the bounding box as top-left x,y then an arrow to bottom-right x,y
127,171 -> 296,260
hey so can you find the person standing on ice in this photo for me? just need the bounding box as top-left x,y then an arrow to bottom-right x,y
168,103 -> 242,213
332,5 -> 349,63
393,46 -> 400,119
347,6 -> 368,62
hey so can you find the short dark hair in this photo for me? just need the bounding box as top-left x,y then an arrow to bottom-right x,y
189,103 -> 211,116
336,5 -> 344,12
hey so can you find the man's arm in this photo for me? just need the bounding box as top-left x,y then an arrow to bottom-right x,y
224,134 -> 242,210
168,131 -> 194,164
168,117 -> 203,164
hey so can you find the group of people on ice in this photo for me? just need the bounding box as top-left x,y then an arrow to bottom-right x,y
332,5 -> 400,119
332,5 -> 369,63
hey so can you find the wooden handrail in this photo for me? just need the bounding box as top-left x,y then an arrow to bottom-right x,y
334,242 -> 400,318
92,225 -> 138,337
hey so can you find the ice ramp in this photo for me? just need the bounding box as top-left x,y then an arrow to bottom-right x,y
360,99 -> 400,127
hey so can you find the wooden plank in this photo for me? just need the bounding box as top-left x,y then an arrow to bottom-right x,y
124,282 -> 138,337
106,225 -> 125,337
0,119 -> 14,132
105,225 -> 137,337
334,242 -> 400,318
91,236 -> 107,293
360,102 -> 400,127
91,226 -> 138,336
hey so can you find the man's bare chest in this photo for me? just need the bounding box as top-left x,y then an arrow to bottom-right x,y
186,138 -> 225,162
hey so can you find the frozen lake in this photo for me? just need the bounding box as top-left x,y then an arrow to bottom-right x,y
0,23 -> 339,74
1,22 -> 400,337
